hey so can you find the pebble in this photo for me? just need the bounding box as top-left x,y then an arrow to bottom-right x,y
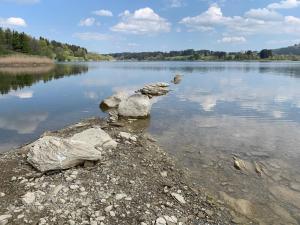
156,217 -> 167,225
171,192 -> 186,204
22,192 -> 35,205
115,193 -> 127,200
164,215 -> 177,223
105,205 -> 113,212
70,185 -> 79,190
0,193 -> 5,197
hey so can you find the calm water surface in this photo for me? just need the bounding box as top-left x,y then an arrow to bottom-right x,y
1,62 -> 300,224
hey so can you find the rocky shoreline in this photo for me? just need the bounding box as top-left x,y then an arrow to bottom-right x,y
0,117 -> 234,225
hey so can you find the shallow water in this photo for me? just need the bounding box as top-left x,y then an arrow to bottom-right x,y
1,61 -> 300,224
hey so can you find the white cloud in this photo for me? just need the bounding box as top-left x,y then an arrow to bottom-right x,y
73,32 -> 111,41
79,17 -> 96,27
0,112 -> 48,134
0,17 -> 27,27
180,4 -> 300,36
168,0 -> 184,8
179,4 -> 224,31
84,91 -> 99,100
10,90 -> 33,99
111,7 -> 171,34
93,9 -> 113,17
285,15 -> 300,25
218,36 -> 246,44
268,0 -> 300,9
244,8 -> 282,21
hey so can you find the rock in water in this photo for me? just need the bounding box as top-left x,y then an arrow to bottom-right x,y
100,92 -> 128,110
138,82 -> 169,97
173,74 -> 182,84
220,192 -> 255,217
118,94 -> 151,118
27,128 -> 117,172
233,157 -> 246,170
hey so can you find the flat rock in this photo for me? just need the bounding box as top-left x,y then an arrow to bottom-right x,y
118,94 -> 151,118
100,92 -> 128,109
26,127 -> 116,172
138,82 -> 170,97
71,127 -> 117,150
220,192 -> 255,217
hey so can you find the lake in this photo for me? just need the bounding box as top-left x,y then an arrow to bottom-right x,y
1,61 -> 300,224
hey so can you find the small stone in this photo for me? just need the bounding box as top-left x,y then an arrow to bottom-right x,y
0,193 -> 5,197
205,209 -> 214,216
105,205 -> 113,212
70,185 -> 79,190
171,192 -> 186,204
156,217 -> 167,225
110,211 -> 116,217
115,193 -> 127,200
160,171 -> 168,177
233,157 -> 246,170
22,192 -> 35,205
164,215 -> 177,223
96,216 -> 105,221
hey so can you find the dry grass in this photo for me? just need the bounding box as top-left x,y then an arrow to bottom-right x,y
0,55 -> 54,66
0,64 -> 55,75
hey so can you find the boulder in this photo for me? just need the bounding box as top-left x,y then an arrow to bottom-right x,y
118,94 -> 151,118
27,128 -> 117,172
100,92 -> 128,110
138,82 -> 169,97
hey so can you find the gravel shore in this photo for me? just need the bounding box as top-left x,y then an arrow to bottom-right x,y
0,117 -> 234,225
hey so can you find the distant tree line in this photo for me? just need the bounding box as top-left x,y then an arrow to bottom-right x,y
109,49 -> 276,61
0,28 -> 111,61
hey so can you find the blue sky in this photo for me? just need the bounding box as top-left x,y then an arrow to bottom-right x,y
0,0 -> 300,53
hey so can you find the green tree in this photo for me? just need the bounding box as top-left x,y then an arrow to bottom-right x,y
259,49 -> 273,59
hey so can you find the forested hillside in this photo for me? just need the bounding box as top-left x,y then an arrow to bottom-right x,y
0,28 -> 111,61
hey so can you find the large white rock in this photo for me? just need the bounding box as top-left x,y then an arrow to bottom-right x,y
138,82 -> 170,97
118,94 -> 151,118
27,127 -> 117,172
100,92 -> 128,109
